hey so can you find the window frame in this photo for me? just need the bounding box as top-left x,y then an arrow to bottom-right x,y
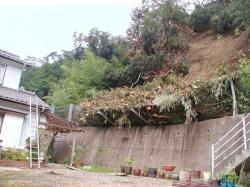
0,64 -> 6,85
0,114 -> 4,135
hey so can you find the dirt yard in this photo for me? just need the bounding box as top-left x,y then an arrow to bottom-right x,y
0,165 -> 173,187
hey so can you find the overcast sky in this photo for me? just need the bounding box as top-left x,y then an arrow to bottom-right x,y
0,0 -> 141,59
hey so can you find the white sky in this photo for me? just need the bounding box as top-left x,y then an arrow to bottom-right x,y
0,0 -> 141,58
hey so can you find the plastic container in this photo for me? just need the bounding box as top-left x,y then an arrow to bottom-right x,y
203,171 -> 211,182
148,168 -> 157,178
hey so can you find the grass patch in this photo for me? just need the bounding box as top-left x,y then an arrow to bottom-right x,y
82,164 -> 113,173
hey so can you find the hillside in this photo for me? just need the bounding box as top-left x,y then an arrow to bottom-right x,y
184,30 -> 250,82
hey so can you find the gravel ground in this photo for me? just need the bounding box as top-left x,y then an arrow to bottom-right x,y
0,165 -> 173,187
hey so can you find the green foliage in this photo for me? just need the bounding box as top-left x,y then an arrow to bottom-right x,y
84,28 -> 113,60
220,169 -> 239,184
128,0 -> 187,54
47,51 -> 109,106
139,78 -> 165,91
20,61 -> 63,98
153,94 -> 181,112
1,148 -> 28,161
238,57 -> 250,113
170,58 -> 189,76
230,0 -> 250,28
124,158 -> 134,166
211,10 -> 233,33
118,54 -> 165,86
190,6 -> 211,32
75,145 -> 87,162
82,164 -> 113,173
190,0 -> 250,33
239,57 -> 250,90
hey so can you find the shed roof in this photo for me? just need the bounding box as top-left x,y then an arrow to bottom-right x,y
46,112 -> 85,133
0,86 -> 51,109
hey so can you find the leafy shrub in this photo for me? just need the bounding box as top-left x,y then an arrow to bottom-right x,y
211,11 -> 233,33
190,6 -> 211,32
170,58 -> 189,76
1,148 -> 28,161
117,54 -> 165,87
139,78 -> 165,91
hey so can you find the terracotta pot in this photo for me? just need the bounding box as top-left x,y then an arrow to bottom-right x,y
121,165 -> 126,173
141,171 -> 148,177
192,170 -> 201,179
157,171 -> 165,179
162,165 -> 175,171
179,170 -> 192,182
124,166 -> 132,175
73,161 -> 83,168
133,168 -> 141,176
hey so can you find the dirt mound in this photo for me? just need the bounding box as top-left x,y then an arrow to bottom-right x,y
183,30 -> 250,82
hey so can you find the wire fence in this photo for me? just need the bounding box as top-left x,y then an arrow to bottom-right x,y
52,104 -> 83,125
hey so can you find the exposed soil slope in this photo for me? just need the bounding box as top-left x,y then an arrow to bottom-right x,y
184,30 -> 250,82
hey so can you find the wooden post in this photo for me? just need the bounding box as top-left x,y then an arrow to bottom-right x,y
68,104 -> 73,122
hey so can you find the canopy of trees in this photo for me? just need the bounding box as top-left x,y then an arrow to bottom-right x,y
20,0 -> 250,114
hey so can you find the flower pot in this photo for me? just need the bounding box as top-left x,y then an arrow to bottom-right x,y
220,183 -> 227,187
124,166 -> 132,175
227,184 -> 236,187
148,168 -> 157,178
121,165 -> 126,173
141,171 -> 148,177
133,168 -> 141,176
171,173 -> 179,180
179,170 -> 192,182
192,170 -> 201,179
157,171 -> 165,179
162,165 -> 175,171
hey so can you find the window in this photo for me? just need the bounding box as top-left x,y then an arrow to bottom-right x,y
0,65 -> 6,85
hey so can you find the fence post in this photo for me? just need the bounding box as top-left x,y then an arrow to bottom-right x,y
68,104 -> 76,167
68,104 -> 73,122
243,116 -> 247,150
212,144 -> 215,177
51,105 -> 55,114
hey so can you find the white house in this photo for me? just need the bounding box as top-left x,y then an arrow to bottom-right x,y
0,49 -> 51,149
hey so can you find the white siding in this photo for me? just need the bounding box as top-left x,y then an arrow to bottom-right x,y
0,113 -> 25,148
2,65 -> 22,89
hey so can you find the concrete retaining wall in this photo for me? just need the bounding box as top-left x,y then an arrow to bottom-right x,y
54,115 -> 244,171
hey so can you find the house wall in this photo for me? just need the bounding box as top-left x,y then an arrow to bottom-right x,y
53,114 -> 245,172
0,112 -> 25,148
2,65 -> 22,89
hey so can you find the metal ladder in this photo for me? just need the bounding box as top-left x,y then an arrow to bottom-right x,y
29,97 -> 40,169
